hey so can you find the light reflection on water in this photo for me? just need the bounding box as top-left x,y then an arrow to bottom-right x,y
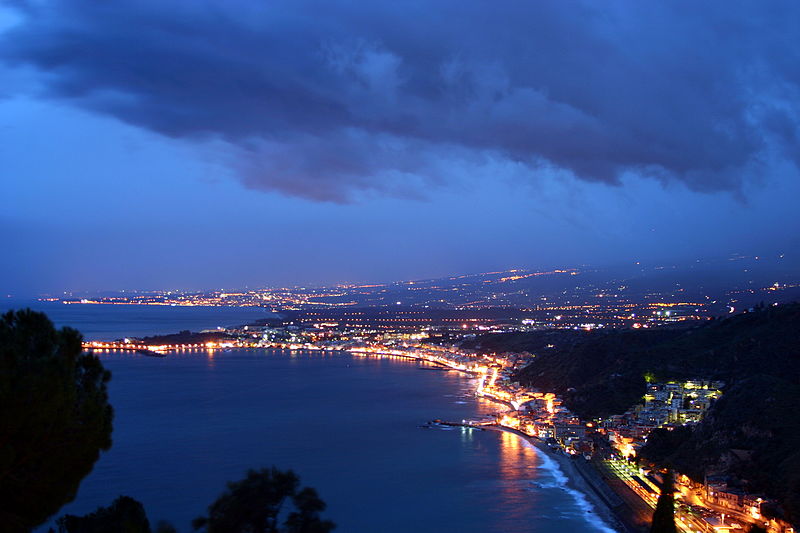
39,349 -> 609,533
493,429 -> 541,527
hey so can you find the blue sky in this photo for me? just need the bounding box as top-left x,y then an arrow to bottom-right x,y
1,1 -> 798,296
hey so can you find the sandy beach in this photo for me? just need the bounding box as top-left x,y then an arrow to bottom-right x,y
484,426 -> 629,533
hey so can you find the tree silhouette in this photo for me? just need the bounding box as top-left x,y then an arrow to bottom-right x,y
0,310 -> 113,531
56,496 -> 151,533
193,468 -> 335,533
650,469 -> 677,533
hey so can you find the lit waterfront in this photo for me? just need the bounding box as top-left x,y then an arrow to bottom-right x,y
41,348 -> 611,533
14,300 -> 792,532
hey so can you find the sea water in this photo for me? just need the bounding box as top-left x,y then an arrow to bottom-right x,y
4,303 -> 615,532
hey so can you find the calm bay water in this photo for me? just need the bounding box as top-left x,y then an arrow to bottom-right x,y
3,303 -> 615,532
2,300 -> 274,340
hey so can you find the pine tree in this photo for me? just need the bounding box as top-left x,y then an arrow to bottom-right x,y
650,469 -> 677,533
56,496 -> 151,533
193,467 -> 335,533
0,310 -> 113,531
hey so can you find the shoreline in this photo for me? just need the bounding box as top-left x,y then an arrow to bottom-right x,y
484,425 -> 626,533
91,345 -> 637,531
437,362 -> 631,532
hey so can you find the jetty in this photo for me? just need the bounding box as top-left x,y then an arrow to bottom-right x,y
81,342 -> 166,358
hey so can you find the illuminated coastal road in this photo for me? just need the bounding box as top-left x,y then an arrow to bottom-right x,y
81,340 -> 766,532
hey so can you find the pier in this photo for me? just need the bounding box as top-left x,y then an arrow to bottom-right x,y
82,342 -> 166,358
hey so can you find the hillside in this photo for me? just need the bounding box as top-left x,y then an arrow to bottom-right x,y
482,303 -> 800,522
501,303 -> 800,419
642,374 -> 800,523
137,330 -> 236,345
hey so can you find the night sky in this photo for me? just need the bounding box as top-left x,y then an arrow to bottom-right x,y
2,1 -> 799,296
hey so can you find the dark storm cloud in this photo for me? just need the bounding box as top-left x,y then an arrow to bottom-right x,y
2,0 -> 799,201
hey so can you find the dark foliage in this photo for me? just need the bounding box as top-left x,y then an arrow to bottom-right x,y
460,328 -> 592,356
509,327 -> 685,418
505,303 -> 800,522
512,303 -> 800,419
650,470 -> 677,533
640,426 -> 694,467
56,496 -> 150,533
193,467 -> 335,533
137,330 -> 235,346
0,310 -> 113,531
641,375 -> 800,523
155,521 -> 178,533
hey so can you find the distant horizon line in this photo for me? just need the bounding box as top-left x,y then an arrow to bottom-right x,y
4,250 -> 793,300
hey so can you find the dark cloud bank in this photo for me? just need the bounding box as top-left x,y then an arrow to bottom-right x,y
2,0 -> 799,201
